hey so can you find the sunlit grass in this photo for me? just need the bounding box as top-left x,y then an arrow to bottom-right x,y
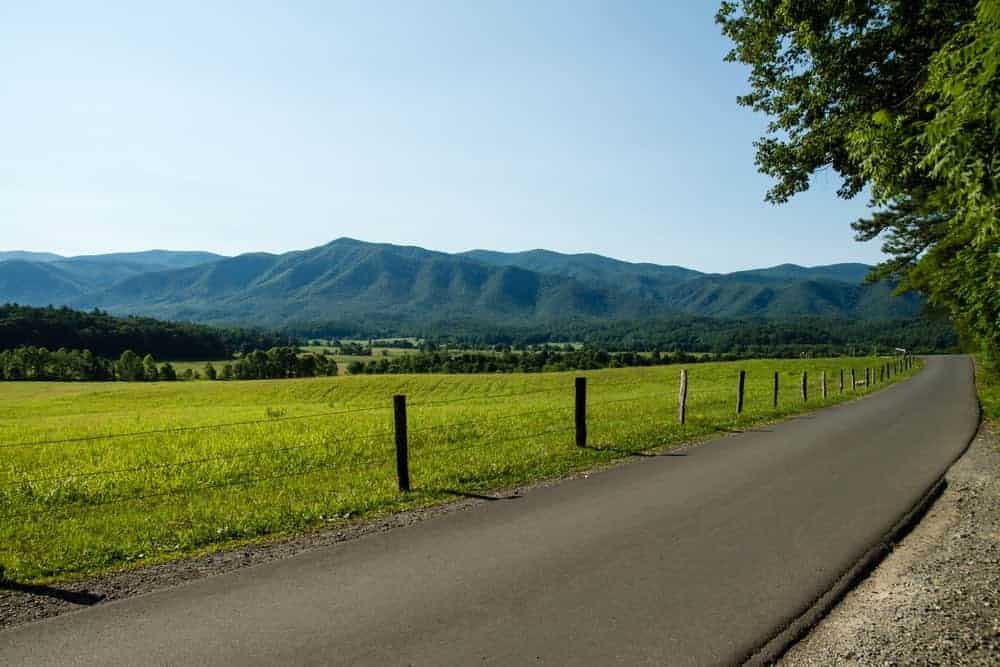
0,356 -> 919,582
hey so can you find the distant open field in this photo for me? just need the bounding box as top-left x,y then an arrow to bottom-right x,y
0,357 -> 917,582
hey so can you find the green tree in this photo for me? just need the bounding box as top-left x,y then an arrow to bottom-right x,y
117,350 -> 144,381
143,354 -> 159,381
204,362 -> 217,381
717,0 -> 998,360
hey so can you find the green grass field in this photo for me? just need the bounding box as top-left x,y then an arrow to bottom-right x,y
0,357 -> 918,583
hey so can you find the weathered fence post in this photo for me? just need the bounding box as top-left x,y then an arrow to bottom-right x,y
575,377 -> 587,448
736,370 -> 746,415
865,367 -> 871,389
822,371 -> 827,400
851,368 -> 857,392
772,371 -> 779,409
678,369 -> 688,425
839,368 -> 844,393
393,394 -> 410,493
880,365 -> 885,383
801,371 -> 808,403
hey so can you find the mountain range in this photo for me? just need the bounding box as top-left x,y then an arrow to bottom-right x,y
0,239 -> 921,329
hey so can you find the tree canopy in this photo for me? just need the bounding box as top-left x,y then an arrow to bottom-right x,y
718,0 -> 998,363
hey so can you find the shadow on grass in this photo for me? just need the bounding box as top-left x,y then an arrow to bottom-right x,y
0,581 -> 105,606
442,489 -> 522,501
582,444 -> 688,458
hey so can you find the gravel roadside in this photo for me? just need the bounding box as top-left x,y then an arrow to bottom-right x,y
781,420 -> 1000,665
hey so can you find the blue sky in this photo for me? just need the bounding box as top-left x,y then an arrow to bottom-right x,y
1,1 -> 882,272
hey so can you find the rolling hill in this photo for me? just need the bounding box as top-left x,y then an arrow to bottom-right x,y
0,238 -> 922,328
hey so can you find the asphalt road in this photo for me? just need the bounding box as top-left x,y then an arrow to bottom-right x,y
0,356 -> 979,666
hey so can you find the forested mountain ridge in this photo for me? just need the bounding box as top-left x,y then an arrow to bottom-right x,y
78,240 -> 634,324
0,249 -> 226,302
2,238 -> 922,327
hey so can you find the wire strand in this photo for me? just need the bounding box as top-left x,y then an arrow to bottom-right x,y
0,404 -> 392,450
407,404 -> 575,436
411,426 -> 576,456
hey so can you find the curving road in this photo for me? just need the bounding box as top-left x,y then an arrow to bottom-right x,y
0,356 -> 979,666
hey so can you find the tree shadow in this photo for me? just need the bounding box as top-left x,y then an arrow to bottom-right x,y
0,581 -> 105,606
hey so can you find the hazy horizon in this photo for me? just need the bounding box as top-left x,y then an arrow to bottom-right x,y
0,237 -> 878,274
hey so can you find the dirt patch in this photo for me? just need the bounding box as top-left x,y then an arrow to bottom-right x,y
780,421 -> 1000,665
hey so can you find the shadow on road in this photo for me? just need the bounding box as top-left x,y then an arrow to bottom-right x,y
0,581 -> 105,606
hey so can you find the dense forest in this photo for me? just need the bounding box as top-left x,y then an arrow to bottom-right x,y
0,304 -> 290,359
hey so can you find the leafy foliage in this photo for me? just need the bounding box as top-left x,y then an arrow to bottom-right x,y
718,0 -> 999,361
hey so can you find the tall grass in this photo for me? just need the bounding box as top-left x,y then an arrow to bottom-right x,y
0,357 -> 918,582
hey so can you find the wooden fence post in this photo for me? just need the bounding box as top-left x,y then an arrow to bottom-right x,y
839,368 -> 844,393
736,370 -> 746,415
880,365 -> 885,383
678,369 -> 688,425
394,394 -> 410,493
772,371 -> 779,409
801,371 -> 808,403
822,371 -> 827,400
575,377 -> 587,448
851,368 -> 856,392
865,367 -> 871,389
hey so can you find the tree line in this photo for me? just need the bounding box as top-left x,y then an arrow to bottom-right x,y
208,348 -> 339,380
307,315 -> 957,356
0,346 -> 337,382
344,347 -> 800,376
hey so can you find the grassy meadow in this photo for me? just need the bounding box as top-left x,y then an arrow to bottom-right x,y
0,356 -> 918,582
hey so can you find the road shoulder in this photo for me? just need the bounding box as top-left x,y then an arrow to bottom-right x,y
781,420 -> 1000,665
